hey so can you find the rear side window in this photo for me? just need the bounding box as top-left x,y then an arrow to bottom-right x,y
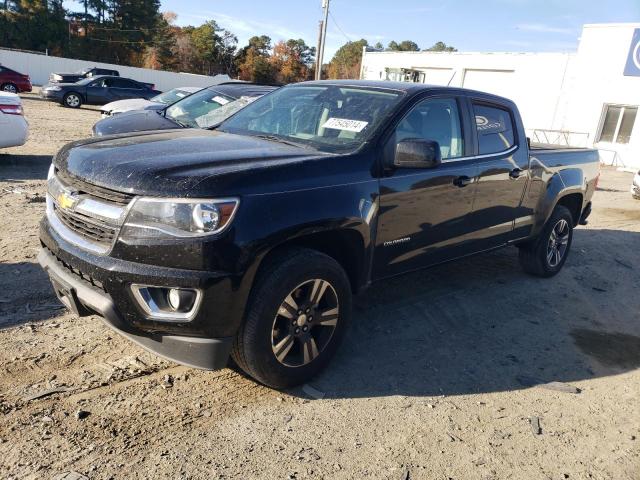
472,102 -> 515,154
112,78 -> 139,89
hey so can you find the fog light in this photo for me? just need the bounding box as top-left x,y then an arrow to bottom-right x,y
168,288 -> 181,311
131,285 -> 202,321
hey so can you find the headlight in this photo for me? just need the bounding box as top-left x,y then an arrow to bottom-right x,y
119,197 -> 239,240
47,86 -> 62,91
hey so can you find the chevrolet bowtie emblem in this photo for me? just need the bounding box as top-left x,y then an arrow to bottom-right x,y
57,191 -> 77,210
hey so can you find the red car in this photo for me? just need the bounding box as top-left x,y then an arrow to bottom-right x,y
0,65 -> 32,94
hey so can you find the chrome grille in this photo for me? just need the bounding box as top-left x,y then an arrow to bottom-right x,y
55,169 -> 133,206
53,204 -> 117,246
47,173 -> 129,254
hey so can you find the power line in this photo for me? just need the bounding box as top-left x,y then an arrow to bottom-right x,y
328,10 -> 352,43
89,25 -> 168,32
88,37 -> 156,44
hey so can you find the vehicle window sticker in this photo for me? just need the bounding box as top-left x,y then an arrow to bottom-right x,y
212,96 -> 230,105
322,117 -> 369,133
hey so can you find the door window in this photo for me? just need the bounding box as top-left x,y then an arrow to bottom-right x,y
392,97 -> 464,160
472,103 -> 515,154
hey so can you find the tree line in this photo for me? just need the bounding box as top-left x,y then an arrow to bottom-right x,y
0,1 -> 456,83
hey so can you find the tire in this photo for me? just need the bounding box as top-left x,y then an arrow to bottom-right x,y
518,205 -> 574,277
63,92 -> 82,108
231,247 -> 352,389
1,83 -> 18,94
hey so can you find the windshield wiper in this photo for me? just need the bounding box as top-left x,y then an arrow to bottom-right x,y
252,134 -> 308,149
166,116 -> 191,128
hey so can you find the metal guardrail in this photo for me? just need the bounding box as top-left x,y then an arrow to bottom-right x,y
597,148 -> 625,168
528,129 -> 590,148
0,46 -> 47,56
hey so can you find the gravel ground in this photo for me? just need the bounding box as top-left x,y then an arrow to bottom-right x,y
0,95 -> 639,480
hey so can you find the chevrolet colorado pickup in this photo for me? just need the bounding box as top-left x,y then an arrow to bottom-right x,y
38,80 -> 599,388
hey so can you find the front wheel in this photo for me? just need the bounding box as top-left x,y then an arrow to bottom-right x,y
518,205 -> 574,277
231,248 -> 352,389
63,92 -> 82,108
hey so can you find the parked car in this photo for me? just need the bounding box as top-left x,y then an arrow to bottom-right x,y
92,83 -> 276,136
40,76 -> 161,108
632,169 -> 640,199
39,80 -> 599,389
99,86 -> 203,117
0,65 -> 32,93
0,91 -> 28,148
49,67 -> 119,84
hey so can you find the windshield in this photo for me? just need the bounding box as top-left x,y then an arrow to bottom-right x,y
196,96 -> 260,128
77,77 -> 97,86
217,85 -> 404,153
152,88 -> 198,105
165,88 -> 235,128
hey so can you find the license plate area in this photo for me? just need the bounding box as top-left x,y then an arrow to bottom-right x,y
49,272 -> 92,317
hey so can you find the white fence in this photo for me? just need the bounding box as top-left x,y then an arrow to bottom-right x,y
0,48 -> 231,92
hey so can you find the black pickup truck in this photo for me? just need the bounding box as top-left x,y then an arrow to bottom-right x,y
38,80 -> 599,388
49,67 -> 120,84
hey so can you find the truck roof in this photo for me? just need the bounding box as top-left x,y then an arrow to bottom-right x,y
298,79 -> 515,105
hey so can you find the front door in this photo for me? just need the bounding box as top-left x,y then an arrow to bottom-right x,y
86,78 -> 115,104
374,96 -> 479,279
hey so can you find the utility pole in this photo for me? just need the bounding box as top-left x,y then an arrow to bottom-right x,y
315,20 -> 323,79
315,0 -> 330,80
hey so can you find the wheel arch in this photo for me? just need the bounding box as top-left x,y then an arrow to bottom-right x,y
533,169 -> 586,236
255,228 -> 368,295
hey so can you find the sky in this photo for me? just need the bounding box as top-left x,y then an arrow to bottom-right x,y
65,0 -> 640,60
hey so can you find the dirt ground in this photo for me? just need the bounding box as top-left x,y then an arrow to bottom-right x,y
0,94 -> 639,480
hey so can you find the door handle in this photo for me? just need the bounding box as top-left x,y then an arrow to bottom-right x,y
453,176 -> 473,187
509,168 -> 524,179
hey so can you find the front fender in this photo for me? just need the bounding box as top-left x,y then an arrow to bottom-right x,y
224,181 -> 379,335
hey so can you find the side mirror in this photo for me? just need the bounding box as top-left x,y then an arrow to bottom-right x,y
394,138 -> 442,169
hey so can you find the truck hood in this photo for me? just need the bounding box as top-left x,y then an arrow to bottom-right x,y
50,74 -> 83,82
54,129 -> 327,197
93,109 -> 178,136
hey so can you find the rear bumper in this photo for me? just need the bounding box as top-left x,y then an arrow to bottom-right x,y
632,177 -> 640,199
0,116 -> 28,148
19,81 -> 32,93
579,201 -> 592,225
37,246 -> 233,370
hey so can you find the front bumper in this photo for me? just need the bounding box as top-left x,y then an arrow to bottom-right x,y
38,247 -> 233,370
40,89 -> 63,101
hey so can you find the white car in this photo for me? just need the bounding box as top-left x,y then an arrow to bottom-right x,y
100,86 -> 202,117
632,169 -> 640,199
0,91 -> 28,149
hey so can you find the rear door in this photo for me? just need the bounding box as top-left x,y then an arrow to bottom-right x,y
112,78 -> 147,100
374,94 -> 479,278
465,98 -> 530,248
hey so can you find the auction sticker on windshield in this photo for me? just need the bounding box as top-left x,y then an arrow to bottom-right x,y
212,96 -> 230,105
322,118 -> 369,133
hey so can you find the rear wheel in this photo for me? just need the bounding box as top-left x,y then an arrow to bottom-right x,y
1,83 -> 18,94
63,92 -> 82,108
518,205 -> 574,277
231,248 -> 352,389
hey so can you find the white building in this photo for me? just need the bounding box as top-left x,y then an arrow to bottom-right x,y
360,23 -> 640,169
